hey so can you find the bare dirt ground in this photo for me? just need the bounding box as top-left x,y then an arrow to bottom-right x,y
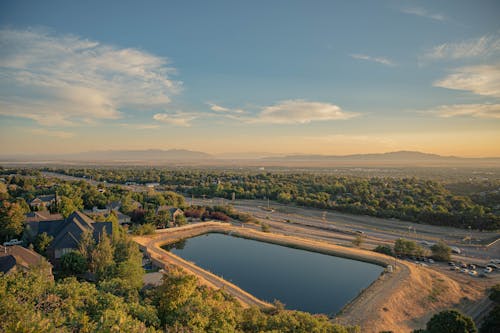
134,222 -> 492,332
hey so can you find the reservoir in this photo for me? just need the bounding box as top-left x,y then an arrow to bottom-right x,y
164,233 -> 383,315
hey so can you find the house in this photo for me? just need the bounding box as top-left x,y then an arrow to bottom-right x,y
115,211 -> 131,224
0,245 -> 53,278
25,211 -> 112,261
25,211 -> 63,223
156,206 -> 184,227
106,201 -> 121,211
29,194 -> 57,210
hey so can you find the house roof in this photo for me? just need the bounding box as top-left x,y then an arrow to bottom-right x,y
28,211 -> 112,253
0,245 -> 48,273
106,201 -> 121,211
25,211 -> 63,223
30,194 -> 56,204
157,206 -> 183,215
0,255 -> 16,273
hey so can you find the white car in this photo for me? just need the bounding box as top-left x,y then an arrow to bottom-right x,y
3,239 -> 22,246
469,270 -> 478,276
484,267 -> 493,273
490,259 -> 500,264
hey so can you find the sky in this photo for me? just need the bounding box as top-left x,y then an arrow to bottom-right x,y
0,0 -> 499,157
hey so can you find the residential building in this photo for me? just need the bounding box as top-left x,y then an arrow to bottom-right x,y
0,245 -> 53,278
25,211 -> 113,261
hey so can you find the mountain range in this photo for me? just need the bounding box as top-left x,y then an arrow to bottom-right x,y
1,149 -> 499,167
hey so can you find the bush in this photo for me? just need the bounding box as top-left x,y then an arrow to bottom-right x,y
430,242 -> 452,262
374,245 -> 394,256
425,309 -> 477,333
131,223 -> 156,235
60,251 -> 87,275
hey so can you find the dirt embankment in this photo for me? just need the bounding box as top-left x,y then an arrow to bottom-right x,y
134,222 -> 485,333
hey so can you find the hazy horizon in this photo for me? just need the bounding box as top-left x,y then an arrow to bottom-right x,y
1,1 -> 500,157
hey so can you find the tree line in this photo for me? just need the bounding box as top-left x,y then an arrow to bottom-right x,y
43,167 -> 499,230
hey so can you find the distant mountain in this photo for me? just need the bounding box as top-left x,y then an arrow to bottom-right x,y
0,149 -> 213,163
261,151 -> 500,167
1,150 -> 499,167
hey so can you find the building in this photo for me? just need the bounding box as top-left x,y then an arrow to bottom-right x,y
0,245 -> 53,278
25,211 -> 63,223
156,206 -> 184,227
29,194 -> 57,210
25,211 -> 113,261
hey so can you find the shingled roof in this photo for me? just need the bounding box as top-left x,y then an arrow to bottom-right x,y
0,245 -> 49,274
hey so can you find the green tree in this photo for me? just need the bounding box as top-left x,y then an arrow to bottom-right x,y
90,231 -> 115,281
176,213 -> 187,226
426,309 -> 477,333
394,238 -> 417,257
488,284 -> 500,303
78,228 -> 95,263
480,305 -> 500,333
352,234 -> 364,247
430,242 -> 452,261
0,201 -> 25,241
34,232 -> 53,256
58,196 -> 78,218
374,245 -> 394,256
60,251 -> 88,275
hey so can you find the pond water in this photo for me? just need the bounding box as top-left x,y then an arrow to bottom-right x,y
164,233 -> 383,315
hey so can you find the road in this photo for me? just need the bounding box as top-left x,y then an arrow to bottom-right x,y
190,197 -> 500,262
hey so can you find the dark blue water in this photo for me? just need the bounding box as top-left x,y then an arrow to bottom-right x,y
165,233 -> 383,315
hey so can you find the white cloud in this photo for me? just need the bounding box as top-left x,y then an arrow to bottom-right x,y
119,123 -> 160,130
153,112 -> 198,127
434,65 -> 500,97
30,128 -> 75,139
423,35 -> 500,61
0,28 -> 180,125
425,104 -> 500,119
207,102 -> 245,114
251,100 -> 358,124
350,54 -> 396,67
401,7 -> 446,21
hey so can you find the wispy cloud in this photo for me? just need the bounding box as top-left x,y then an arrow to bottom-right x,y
0,28 -> 181,126
119,123 -> 160,130
423,35 -> 500,61
401,7 -> 446,21
30,128 -> 75,139
434,65 -> 500,97
424,104 -> 500,119
153,112 -> 199,127
350,54 -> 396,67
250,100 -> 359,124
207,102 -> 245,114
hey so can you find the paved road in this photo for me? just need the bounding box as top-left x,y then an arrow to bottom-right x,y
190,197 -> 500,262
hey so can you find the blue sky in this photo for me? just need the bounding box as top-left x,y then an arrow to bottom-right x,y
1,0 -> 499,156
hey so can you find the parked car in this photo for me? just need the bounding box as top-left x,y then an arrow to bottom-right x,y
484,267 -> 493,273
468,264 -> 477,270
3,239 -> 22,246
469,270 -> 478,276
428,259 -> 434,264
451,246 -> 462,254
486,264 -> 498,270
460,268 -> 469,273
490,259 -> 500,264
448,262 -> 455,266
